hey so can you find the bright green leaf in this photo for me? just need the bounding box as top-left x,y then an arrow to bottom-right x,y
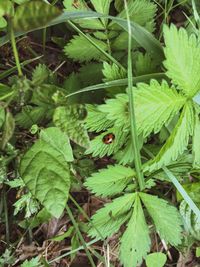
145,252 -> 167,267
120,194 -> 151,267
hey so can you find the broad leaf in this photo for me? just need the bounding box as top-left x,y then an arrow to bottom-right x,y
145,252 -> 167,267
140,193 -> 182,245
164,24 -> 200,97
84,165 -> 135,197
54,106 -> 90,148
120,194 -> 151,267
135,80 -> 186,137
89,193 -> 135,238
13,0 -> 61,31
20,127 -> 73,218
146,101 -> 194,171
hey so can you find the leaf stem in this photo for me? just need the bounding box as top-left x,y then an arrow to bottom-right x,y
66,205 -> 96,267
9,22 -> 23,77
124,0 -> 145,191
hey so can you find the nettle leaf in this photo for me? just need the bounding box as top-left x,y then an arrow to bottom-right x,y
192,110 -> 200,168
86,126 -> 129,157
89,193 -> 135,239
90,0 -> 112,15
64,34 -> 107,62
54,106 -> 90,148
20,127 -> 73,218
85,105 -> 114,133
164,24 -> 200,97
120,194 -> 151,267
84,165 -> 135,197
140,193 -> 182,245
145,252 -> 167,267
146,101 -> 194,171
102,62 -> 127,82
134,80 -> 186,137
13,1 -> 61,31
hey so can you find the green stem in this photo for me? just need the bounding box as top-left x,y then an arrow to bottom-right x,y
66,205 -> 96,267
9,22 -> 23,77
3,187 -> 10,244
124,0 -> 145,191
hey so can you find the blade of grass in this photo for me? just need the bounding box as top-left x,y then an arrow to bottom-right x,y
48,237 -> 100,264
0,56 -> 43,80
124,0 -> 145,191
0,11 -> 163,62
163,166 -> 200,220
65,73 -> 166,99
66,205 -> 96,267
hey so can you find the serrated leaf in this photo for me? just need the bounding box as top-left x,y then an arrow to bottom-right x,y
90,0 -> 112,26
84,165 -> 135,197
64,34 -> 107,62
135,80 -> 186,137
140,193 -> 182,245
98,94 -> 129,127
13,1 -> 61,31
32,64 -> 51,86
135,53 -> 158,76
145,252 -> 167,267
146,101 -> 194,171
89,193 -> 135,239
120,194 -> 151,267
54,106 -> 90,148
85,104 -> 113,133
20,127 -> 73,218
164,24 -> 200,97
86,126 -> 129,157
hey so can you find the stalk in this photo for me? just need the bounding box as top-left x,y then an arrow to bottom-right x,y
124,0 -> 145,191
9,21 -> 23,77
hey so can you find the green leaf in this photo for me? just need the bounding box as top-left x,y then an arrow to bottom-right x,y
196,247 -> 200,257
1,111 -> 15,150
135,80 -> 186,137
146,101 -> 194,171
64,34 -> 107,62
54,106 -> 90,148
193,110 -> 200,168
89,193 -> 135,239
85,104 -> 113,133
0,107 -> 5,129
0,17 -> 7,28
164,24 -> 200,97
120,194 -> 151,267
134,53 -> 158,76
20,127 -> 73,218
145,252 -> 167,267
21,257 -> 40,267
86,126 -> 129,157
40,127 -> 74,162
84,165 -> 135,197
140,193 -> 182,245
13,0 -> 61,31
180,200 -> 200,240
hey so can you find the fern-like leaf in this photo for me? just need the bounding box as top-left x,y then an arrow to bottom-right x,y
164,24 -> 200,97
140,192 -> 182,245
120,194 -> 151,267
146,101 -> 194,172
86,126 -> 129,157
135,80 -> 186,137
64,34 -> 107,62
84,165 -> 135,197
89,193 -> 136,239
85,105 -> 113,133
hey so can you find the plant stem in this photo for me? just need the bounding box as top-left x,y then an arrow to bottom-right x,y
124,0 -> 145,191
66,205 -> 96,267
9,22 -> 23,77
3,187 -> 10,244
